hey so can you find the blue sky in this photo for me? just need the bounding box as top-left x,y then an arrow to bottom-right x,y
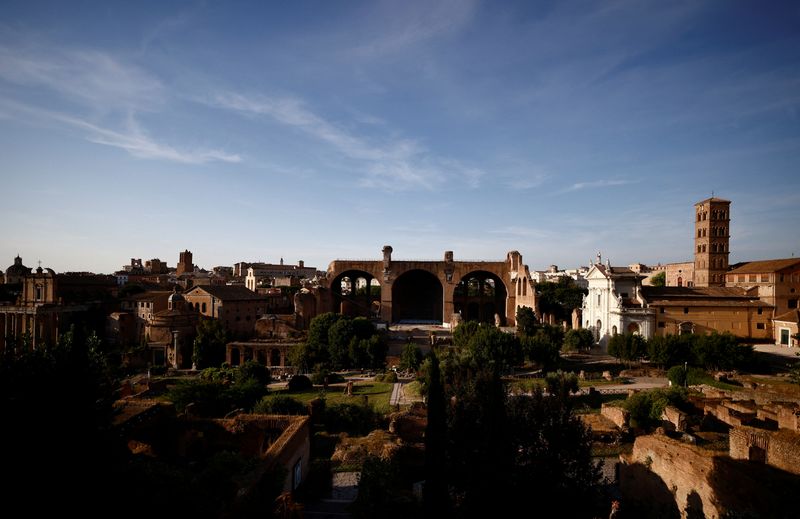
1,0 -> 798,274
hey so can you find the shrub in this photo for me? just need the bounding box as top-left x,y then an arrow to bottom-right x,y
624,388 -> 687,429
324,402 -> 380,435
666,365 -> 709,387
237,360 -> 270,386
288,374 -> 313,392
254,395 -> 307,415
379,371 -> 398,383
311,369 -> 345,385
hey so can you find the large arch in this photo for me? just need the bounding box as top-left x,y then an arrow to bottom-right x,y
331,269 -> 381,319
453,270 -> 508,325
392,269 -> 443,323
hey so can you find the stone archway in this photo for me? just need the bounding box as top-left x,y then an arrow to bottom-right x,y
627,322 -> 641,335
453,271 -> 508,325
391,269 -> 443,323
331,269 -> 381,319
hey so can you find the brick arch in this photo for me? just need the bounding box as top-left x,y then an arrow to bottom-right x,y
452,270 -> 509,325
329,267 -> 382,319
325,252 -> 520,325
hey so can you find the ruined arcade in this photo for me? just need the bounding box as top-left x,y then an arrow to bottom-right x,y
323,246 -> 537,327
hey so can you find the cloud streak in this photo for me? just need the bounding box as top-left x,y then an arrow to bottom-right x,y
562,179 -> 637,192
1,100 -> 240,164
210,91 -> 482,191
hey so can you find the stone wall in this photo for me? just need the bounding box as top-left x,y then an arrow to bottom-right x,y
661,405 -> 687,432
777,404 -> 800,432
729,425 -> 800,476
620,433 -> 799,518
600,402 -> 629,429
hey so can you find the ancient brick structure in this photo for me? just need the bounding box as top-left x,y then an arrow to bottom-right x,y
323,246 -> 537,326
729,426 -> 800,475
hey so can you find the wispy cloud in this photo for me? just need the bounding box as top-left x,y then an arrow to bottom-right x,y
209,91 -> 482,191
0,40 -> 240,164
1,100 -> 240,164
562,179 -> 637,192
0,45 -> 163,111
349,0 -> 478,58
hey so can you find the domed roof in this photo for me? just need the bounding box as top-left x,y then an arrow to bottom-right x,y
6,255 -> 30,275
168,291 -> 186,303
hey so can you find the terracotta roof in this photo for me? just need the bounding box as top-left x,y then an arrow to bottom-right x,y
774,310 -> 800,324
695,197 -> 731,204
594,265 -> 641,278
640,286 -> 770,308
186,284 -> 266,301
727,258 -> 800,275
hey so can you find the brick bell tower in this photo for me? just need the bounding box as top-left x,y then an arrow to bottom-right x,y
694,197 -> 730,287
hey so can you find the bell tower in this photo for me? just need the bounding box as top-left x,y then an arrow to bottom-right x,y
694,197 -> 730,287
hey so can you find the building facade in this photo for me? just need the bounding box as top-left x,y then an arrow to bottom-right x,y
184,285 -> 268,337
725,258 -> 800,318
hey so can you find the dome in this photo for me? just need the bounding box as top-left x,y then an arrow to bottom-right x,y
6,255 -> 29,275
168,291 -> 186,304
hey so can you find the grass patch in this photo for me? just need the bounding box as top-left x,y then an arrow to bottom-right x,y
508,378 -> 545,394
578,377 -> 629,388
404,380 -> 422,398
276,381 -> 394,409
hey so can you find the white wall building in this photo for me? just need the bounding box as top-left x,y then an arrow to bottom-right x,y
581,259 -> 655,350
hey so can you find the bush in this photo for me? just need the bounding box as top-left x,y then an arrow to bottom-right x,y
311,369 -> 345,385
288,374 -> 313,392
624,387 -> 687,429
374,371 -> 398,383
237,360 -> 270,386
324,403 -> 380,435
666,365 -> 709,387
254,395 -> 307,415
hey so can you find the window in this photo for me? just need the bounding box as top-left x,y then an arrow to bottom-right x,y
757,307 -> 763,315
683,307 -> 689,314
35,285 -> 42,301
658,322 -> 666,328
738,275 -> 745,283
597,293 -> 601,306
780,274 -> 785,282
697,245 -> 702,253
756,323 -> 765,330
789,299 -> 798,309
698,230 -> 702,238
660,307 -> 665,314
749,274 -> 757,283
202,302 -> 207,313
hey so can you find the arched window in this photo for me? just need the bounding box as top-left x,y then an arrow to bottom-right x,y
677,276 -> 683,287
201,302 -> 207,313
612,325 -> 617,336
522,280 -> 527,296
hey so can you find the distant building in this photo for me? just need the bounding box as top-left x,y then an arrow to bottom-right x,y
144,289 -> 199,368
581,257 -> 653,349
0,266 -> 117,351
725,258 -> 800,317
176,249 -> 193,276
4,255 -> 31,285
773,310 -> 799,348
531,264 -> 589,288
242,260 -> 317,289
184,285 -> 268,338
693,197 -> 731,287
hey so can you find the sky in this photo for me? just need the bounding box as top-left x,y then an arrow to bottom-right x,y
1,0 -> 799,275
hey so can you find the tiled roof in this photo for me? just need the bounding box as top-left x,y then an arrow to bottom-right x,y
774,310 -> 800,324
186,285 -> 266,301
727,258 -> 800,275
640,286 -> 770,308
695,197 -> 731,204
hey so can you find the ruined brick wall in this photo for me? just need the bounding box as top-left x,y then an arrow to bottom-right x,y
730,426 -> 800,476
777,404 -> 799,432
661,405 -> 687,432
621,433 -> 799,518
600,403 -> 629,428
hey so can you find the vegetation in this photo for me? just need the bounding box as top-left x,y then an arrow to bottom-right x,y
399,342 -> 423,372
167,361 -> 270,416
534,277 -> 588,323
192,318 -> 230,369
624,387 -> 688,428
608,332 -> 647,364
254,394 -> 307,415
290,313 -> 387,371
419,326 -> 605,516
287,374 -> 313,392
562,328 -> 594,352
650,271 -> 666,287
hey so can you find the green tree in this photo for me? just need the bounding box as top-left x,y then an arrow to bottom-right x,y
399,342 -> 423,371
534,277 -> 588,323
562,328 -> 594,352
327,318 -> 355,369
466,324 -> 522,370
423,350 -> 448,515
545,370 -> 580,401
647,334 -> 694,367
650,271 -> 666,287
692,332 -> 752,371
452,320 -> 480,348
608,332 -> 647,364
192,319 -> 230,369
515,306 -> 538,338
